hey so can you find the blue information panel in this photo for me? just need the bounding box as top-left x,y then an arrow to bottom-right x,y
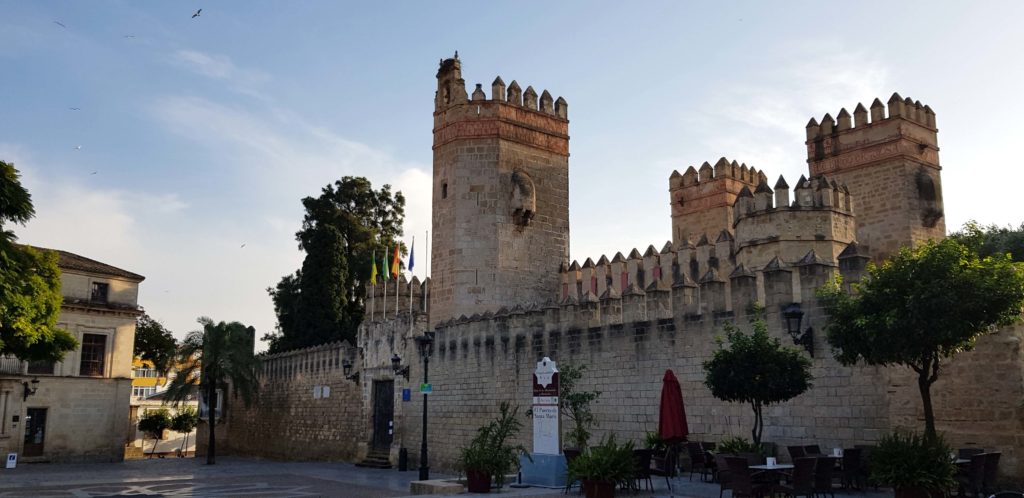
402,388 -> 411,401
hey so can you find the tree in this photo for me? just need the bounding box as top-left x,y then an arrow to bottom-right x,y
265,177 -> 405,352
703,312 -> 813,446
950,220 -> 1024,262
164,317 -> 260,465
170,406 -> 199,457
138,408 -> 172,458
0,160 -> 78,361
558,364 -> 602,450
819,238 -> 1024,438
134,314 -> 177,375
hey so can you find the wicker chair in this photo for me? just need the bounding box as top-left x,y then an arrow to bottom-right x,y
563,448 -> 582,495
686,442 -> 712,481
982,452 -> 1002,496
813,457 -> 835,498
777,457 -> 816,498
956,453 -> 986,498
726,456 -> 772,498
840,447 -> 864,489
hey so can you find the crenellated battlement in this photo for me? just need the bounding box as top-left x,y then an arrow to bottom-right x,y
362,276 -> 429,323
805,93 -> 944,260
669,157 -> 766,249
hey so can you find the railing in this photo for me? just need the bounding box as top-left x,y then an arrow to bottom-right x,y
0,356 -> 24,375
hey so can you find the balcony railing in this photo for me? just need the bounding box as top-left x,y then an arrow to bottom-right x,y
0,356 -> 25,375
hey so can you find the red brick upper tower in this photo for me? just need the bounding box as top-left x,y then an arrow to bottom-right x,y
430,54 -> 570,326
805,94 -> 944,260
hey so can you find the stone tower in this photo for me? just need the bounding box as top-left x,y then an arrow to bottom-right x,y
669,158 -> 763,247
805,94 -> 944,260
430,54 -> 570,326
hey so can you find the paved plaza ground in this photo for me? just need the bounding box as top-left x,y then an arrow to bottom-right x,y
0,457 -> 893,497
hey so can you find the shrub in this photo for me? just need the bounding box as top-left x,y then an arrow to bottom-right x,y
456,402 -> 530,488
567,434 -> 637,485
870,431 -> 956,493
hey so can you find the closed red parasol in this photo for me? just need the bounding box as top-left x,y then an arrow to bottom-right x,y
658,369 -> 689,443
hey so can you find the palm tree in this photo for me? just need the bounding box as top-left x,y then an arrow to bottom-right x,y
164,317 -> 260,465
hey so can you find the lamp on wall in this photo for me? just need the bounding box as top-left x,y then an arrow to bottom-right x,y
414,331 -> 436,481
23,377 -> 39,401
391,353 -> 410,381
782,303 -> 814,357
342,358 -> 360,383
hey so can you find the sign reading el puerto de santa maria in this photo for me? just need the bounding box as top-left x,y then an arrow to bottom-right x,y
532,357 -> 559,456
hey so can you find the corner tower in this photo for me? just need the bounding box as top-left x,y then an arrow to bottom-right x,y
669,158 -> 764,247
430,54 -> 570,326
806,94 -> 944,260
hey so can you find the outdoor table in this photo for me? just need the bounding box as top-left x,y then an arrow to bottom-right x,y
955,458 -> 970,465
750,464 -> 794,471
749,463 -> 794,488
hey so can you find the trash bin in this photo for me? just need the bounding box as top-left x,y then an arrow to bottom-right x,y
398,447 -> 408,471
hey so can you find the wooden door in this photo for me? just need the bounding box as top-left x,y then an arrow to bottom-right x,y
23,408 -> 47,457
371,380 -> 394,450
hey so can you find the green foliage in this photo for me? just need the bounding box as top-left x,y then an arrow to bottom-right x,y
819,237 -> 1024,436
643,432 -> 666,451
703,312 -> 813,446
559,364 -> 602,449
138,408 -> 172,439
870,431 -> 956,492
0,160 -> 77,362
266,177 -> 405,352
951,220 -> 1024,263
717,436 -> 761,456
134,314 -> 177,375
456,402 -> 531,488
170,406 -> 199,434
164,317 -> 261,464
566,434 -> 637,485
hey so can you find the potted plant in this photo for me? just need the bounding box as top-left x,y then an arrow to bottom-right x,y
644,432 -> 666,453
717,436 -> 764,463
567,434 -> 636,498
456,402 -> 530,493
870,430 -> 956,498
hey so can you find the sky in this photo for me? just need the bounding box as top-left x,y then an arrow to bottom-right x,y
3,1 -> 1023,349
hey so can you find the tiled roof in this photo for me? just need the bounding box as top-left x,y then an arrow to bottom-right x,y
31,247 -> 145,281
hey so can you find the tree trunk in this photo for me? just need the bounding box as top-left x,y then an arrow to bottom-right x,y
751,402 -> 763,446
143,436 -> 150,459
918,371 -> 936,439
150,435 -> 159,458
207,385 -> 217,465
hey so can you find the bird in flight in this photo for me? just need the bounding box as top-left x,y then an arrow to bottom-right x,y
53,20 -> 66,28
123,35 -> 135,39
90,171 -> 97,175
74,145 -> 82,150
240,243 -> 246,248
192,9 -> 202,18
69,107 -> 81,111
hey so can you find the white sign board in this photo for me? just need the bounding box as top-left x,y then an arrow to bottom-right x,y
6,453 -> 16,469
532,357 -> 559,455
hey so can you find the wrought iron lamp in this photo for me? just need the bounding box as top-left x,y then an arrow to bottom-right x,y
341,358 -> 360,383
23,377 -> 39,401
782,303 -> 814,357
391,353 -> 410,381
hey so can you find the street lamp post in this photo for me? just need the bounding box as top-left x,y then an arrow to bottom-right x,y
415,332 -> 435,481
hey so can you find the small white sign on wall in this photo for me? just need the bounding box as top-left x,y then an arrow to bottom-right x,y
6,453 -> 16,469
321,386 -> 330,398
313,386 -> 322,399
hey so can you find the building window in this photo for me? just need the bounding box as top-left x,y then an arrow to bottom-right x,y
90,282 -> 109,303
133,367 -> 157,378
132,386 -> 156,398
199,389 -> 223,420
79,333 -> 107,377
27,361 -> 54,375
442,183 -> 448,199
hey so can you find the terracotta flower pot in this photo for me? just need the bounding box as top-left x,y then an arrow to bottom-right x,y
466,469 -> 492,493
583,479 -> 616,498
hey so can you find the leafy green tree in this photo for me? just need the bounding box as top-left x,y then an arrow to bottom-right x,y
950,220 -> 1024,262
134,314 -> 177,375
170,406 -> 199,457
266,177 -> 405,352
703,312 -> 813,446
559,364 -> 602,450
164,317 -> 260,465
819,238 -> 1024,437
0,160 -> 77,361
138,408 -> 172,458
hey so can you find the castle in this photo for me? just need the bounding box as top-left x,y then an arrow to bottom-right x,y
221,55 -> 1023,479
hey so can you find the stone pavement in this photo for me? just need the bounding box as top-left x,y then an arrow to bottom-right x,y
0,457 -> 893,497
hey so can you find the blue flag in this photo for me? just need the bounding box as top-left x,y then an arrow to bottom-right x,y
408,238 -> 415,272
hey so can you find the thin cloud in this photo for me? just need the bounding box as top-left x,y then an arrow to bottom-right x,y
170,49 -> 271,100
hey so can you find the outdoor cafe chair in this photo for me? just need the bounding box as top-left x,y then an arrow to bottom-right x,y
958,448 -> 985,460
813,457 -> 836,498
956,453 -> 985,498
631,448 -> 655,492
715,454 -> 732,498
840,447 -> 864,489
982,452 -> 1002,496
777,457 -> 816,498
788,445 -> 806,460
687,442 -> 713,481
563,448 -> 582,495
804,444 -> 822,455
650,446 -> 679,492
725,456 -> 772,498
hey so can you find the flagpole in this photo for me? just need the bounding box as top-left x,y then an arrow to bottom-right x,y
423,230 -> 428,314
370,249 -> 376,320
409,237 -> 414,335
383,246 -> 388,321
